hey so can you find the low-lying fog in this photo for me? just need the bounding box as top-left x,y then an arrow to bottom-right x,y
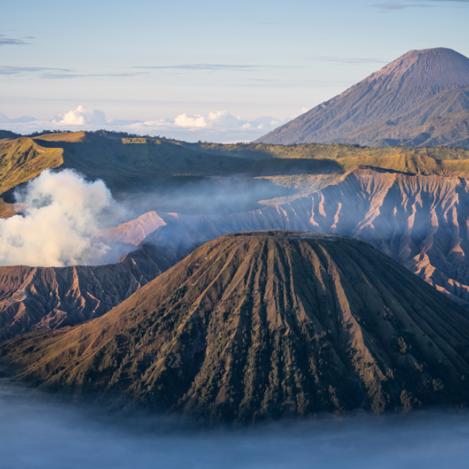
2,377 -> 469,469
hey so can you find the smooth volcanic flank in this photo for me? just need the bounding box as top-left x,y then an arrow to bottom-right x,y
4,232 -> 469,423
259,48 -> 469,148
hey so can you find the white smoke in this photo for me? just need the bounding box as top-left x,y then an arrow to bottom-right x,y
0,170 -> 128,267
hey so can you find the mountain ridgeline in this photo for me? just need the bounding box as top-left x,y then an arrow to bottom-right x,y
0,131 -> 468,305
4,233 -> 469,423
259,48 -> 469,148
151,169 -> 469,304
1,130 -> 469,200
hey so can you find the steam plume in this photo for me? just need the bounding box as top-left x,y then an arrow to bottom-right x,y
0,170 -> 128,267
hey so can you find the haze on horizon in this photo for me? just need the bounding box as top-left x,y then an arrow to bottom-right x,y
1,0 -> 469,141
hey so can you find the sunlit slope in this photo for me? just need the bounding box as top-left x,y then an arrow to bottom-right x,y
5,233 -> 469,422
39,133 -> 340,193
199,141 -> 469,176
0,137 -> 63,194
150,169 -> 469,304
1,131 -> 469,198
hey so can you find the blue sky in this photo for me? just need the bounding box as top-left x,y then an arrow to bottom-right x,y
1,0 -> 468,141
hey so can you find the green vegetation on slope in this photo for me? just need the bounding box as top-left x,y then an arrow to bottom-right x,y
0,137 -> 63,194
1,131 -> 469,198
198,142 -> 469,175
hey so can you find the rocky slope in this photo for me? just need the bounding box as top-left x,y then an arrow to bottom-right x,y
5,233 -> 469,423
107,211 -> 166,246
1,130 -> 468,304
0,244 -> 174,340
259,48 -> 469,148
151,170 -> 469,304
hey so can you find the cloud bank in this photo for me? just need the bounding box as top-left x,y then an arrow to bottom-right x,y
133,110 -> 283,141
172,110 -> 280,132
53,105 -> 107,126
1,105 -> 284,143
0,170 -> 128,267
2,377 -> 469,469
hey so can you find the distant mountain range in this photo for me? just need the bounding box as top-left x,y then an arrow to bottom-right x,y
5,233 -> 469,422
259,48 -> 469,148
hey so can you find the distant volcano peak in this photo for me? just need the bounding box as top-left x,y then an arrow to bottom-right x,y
401,47 -> 466,59
258,47 -> 469,148
370,47 -> 469,89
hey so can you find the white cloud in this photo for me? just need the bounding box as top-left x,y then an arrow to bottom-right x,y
172,110 -> 282,134
174,113 -> 208,128
112,110 -> 283,141
0,106 -> 285,143
53,105 -> 107,126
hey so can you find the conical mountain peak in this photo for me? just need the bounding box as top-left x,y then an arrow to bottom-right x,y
259,48 -> 469,148
369,47 -> 469,89
5,232 -> 469,422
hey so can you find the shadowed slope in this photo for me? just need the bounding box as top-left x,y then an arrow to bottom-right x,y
0,245 -> 174,340
5,233 -> 469,423
1,131 -> 469,203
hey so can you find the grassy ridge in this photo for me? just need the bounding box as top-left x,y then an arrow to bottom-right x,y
0,137 -> 63,194
199,141 -> 469,175
1,131 -> 468,197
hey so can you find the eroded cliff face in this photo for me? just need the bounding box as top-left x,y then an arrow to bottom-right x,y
5,233 -> 469,423
107,210 -> 166,246
152,170 -> 469,303
0,245 -> 173,339
1,165 -> 467,342
308,171 -> 469,302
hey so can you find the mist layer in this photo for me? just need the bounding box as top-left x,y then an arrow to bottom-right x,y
2,378 -> 469,469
